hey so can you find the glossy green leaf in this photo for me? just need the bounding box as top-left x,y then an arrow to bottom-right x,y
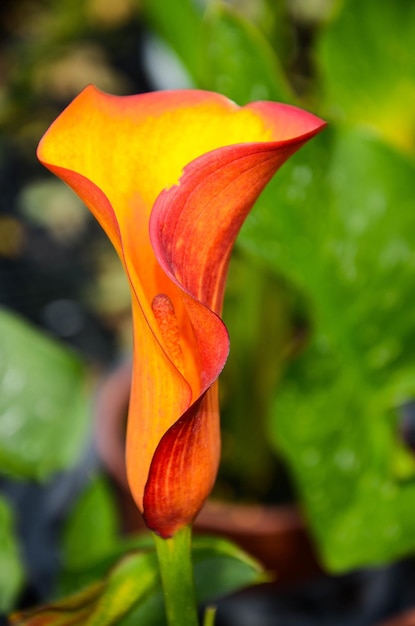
0,495 -> 24,612
61,476 -> 120,571
201,3 -> 293,104
193,535 -> 267,599
60,521 -> 155,597
10,582 -> 104,625
142,0 -> 293,105
193,535 -> 263,570
11,552 -> 158,626
0,308 -> 90,480
141,0 -> 203,84
317,0 -> 415,153
239,126 -> 415,570
84,552 -> 159,626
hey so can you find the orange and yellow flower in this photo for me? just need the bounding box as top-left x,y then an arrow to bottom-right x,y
37,86 -> 325,537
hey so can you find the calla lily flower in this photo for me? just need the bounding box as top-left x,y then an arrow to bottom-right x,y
37,86 -> 325,538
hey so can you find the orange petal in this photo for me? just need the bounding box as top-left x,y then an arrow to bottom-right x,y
145,117 -> 325,536
143,385 -> 220,536
37,86 -> 325,536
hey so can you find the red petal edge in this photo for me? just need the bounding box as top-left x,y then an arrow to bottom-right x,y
144,121 -> 326,537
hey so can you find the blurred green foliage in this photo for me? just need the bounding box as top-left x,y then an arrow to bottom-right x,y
15,476 -> 264,626
0,309 -> 91,608
317,0 -> 415,153
0,308 -> 90,479
0,496 -> 23,612
141,0 -> 415,571
2,0 -> 415,615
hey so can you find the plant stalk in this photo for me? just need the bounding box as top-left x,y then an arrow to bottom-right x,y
153,525 -> 199,626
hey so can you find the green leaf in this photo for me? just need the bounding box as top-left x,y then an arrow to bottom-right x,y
0,495 -> 24,612
141,0 -> 294,105
220,255 -> 293,500
316,0 -> 415,153
16,535 -> 264,626
11,552 -> 158,626
84,552 -> 159,626
129,534 -> 263,622
118,535 -> 265,626
239,126 -> 415,570
0,308 -> 90,480
10,581 -> 104,625
192,535 -> 263,572
61,476 -> 120,571
192,535 -> 267,600
201,3 -> 294,104
141,0 -> 203,85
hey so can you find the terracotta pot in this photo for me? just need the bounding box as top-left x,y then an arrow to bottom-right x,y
93,359 -> 321,585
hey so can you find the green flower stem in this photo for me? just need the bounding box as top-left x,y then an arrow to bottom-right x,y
203,605 -> 217,626
153,525 -> 199,626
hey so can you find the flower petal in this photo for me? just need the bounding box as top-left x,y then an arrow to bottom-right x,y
37,86 -> 325,536
143,387 -> 220,536
145,112 -> 325,536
